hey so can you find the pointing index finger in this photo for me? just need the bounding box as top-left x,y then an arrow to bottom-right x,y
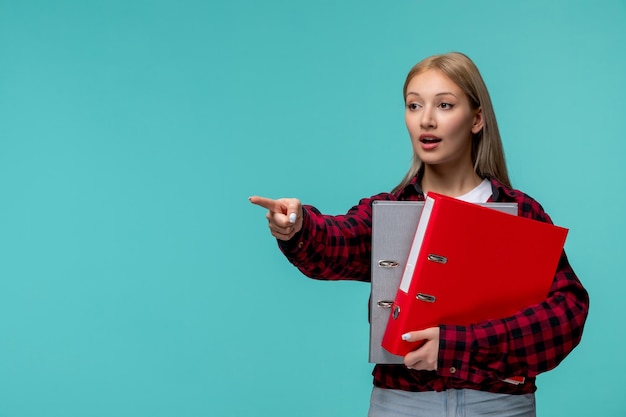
249,196 -> 283,213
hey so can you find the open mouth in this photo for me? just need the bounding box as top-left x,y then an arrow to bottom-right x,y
420,137 -> 442,144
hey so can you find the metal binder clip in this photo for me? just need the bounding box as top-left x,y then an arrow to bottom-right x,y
377,300 -> 393,309
378,260 -> 399,268
416,293 -> 436,303
427,254 -> 447,264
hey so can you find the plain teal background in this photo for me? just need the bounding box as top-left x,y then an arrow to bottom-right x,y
0,1 -> 624,416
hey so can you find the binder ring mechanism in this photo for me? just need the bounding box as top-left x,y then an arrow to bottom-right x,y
416,293 -> 436,303
427,254 -> 447,264
378,260 -> 399,268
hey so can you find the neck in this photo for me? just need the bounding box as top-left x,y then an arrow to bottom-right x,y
421,164 -> 483,197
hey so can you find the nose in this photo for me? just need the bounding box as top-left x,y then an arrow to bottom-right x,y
420,106 -> 436,129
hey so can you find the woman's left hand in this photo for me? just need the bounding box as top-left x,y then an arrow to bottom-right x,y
402,327 -> 440,371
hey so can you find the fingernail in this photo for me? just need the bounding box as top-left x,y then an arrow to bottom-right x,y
401,333 -> 411,341
288,213 -> 297,224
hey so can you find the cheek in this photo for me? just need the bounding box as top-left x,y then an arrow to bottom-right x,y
405,113 -> 417,135
447,114 -> 474,137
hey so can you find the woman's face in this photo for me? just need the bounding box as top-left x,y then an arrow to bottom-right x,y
404,69 -> 483,170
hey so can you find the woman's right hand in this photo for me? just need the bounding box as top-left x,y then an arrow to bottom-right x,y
249,196 -> 303,241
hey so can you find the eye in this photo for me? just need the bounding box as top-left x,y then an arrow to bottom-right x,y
406,102 -> 421,111
439,102 -> 454,110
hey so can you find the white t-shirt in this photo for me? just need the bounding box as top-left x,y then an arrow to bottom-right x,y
454,178 -> 492,203
424,178 -> 492,204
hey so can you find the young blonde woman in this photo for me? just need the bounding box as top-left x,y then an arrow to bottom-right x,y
250,52 -> 589,417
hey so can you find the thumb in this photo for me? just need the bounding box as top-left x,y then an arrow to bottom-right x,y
401,328 -> 433,343
286,200 -> 301,224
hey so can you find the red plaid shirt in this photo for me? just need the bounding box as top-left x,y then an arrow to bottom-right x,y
277,176 -> 589,394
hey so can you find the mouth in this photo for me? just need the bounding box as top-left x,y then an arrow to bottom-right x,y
419,136 -> 442,144
418,134 -> 442,151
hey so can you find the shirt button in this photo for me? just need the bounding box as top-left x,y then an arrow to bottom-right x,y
449,367 -> 457,374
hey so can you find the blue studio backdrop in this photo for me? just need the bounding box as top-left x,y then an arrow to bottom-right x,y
0,1 -> 624,416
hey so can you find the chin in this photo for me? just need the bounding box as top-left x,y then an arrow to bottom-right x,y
415,153 -> 442,165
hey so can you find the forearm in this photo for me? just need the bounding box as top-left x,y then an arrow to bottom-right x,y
277,204 -> 373,281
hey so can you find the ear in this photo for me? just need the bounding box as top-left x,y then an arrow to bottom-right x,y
471,107 -> 484,134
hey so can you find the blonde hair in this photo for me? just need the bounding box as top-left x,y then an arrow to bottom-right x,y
393,52 -> 511,192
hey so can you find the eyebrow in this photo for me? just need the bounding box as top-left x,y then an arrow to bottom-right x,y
406,92 -> 458,98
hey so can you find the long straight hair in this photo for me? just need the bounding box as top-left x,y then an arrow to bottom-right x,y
393,52 -> 511,193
